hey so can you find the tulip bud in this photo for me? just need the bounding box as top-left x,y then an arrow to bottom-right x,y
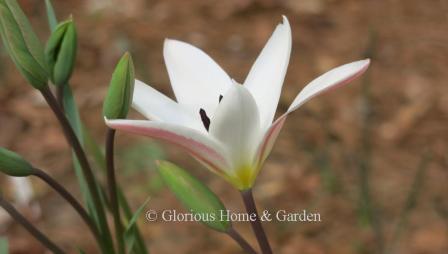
0,0 -> 49,89
45,18 -> 77,86
103,52 -> 135,119
0,148 -> 33,177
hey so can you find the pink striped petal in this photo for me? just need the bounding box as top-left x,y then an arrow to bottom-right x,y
255,114 -> 287,168
105,119 -> 230,175
288,59 -> 370,112
255,59 -> 370,168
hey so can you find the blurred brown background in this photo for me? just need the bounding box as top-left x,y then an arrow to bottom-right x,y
1,0 -> 448,253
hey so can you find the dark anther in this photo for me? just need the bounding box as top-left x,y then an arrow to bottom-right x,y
199,108 -> 210,131
219,95 -> 223,103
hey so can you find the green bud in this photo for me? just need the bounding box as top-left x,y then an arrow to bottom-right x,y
0,0 -> 49,89
103,52 -> 135,119
45,18 -> 77,86
0,148 -> 33,177
157,161 -> 231,232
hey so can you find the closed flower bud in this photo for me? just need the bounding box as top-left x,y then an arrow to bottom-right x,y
0,0 -> 49,89
45,18 -> 77,86
103,52 -> 135,119
0,148 -> 33,177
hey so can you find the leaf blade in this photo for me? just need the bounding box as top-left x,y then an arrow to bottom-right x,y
157,161 -> 230,232
44,0 -> 57,31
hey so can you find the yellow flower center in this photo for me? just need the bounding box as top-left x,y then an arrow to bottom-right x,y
231,165 -> 256,190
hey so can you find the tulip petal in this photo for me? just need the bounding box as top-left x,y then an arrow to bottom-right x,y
255,59 -> 370,168
244,16 -> 291,130
105,119 -> 230,174
255,115 -> 287,167
132,80 -> 203,130
288,59 -> 370,112
164,39 -> 232,115
209,83 -> 261,172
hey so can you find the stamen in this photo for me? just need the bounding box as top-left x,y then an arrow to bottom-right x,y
199,108 -> 210,131
219,95 -> 223,103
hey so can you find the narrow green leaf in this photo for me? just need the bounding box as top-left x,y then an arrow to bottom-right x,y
0,238 -> 8,254
82,125 -> 106,171
157,161 -> 230,232
125,197 -> 150,233
124,197 -> 150,253
44,0 -> 57,31
118,190 -> 148,254
62,86 -> 114,252
63,86 -> 88,197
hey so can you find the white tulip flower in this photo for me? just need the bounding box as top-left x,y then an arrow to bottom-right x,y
106,16 -> 370,190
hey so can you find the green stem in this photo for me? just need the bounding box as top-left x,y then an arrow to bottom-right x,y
56,85 -> 65,110
0,196 -> 65,254
31,167 -> 102,249
106,128 -> 125,254
227,227 -> 258,254
241,189 -> 272,254
40,86 -> 114,253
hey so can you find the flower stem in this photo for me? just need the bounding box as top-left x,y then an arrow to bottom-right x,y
40,86 -> 114,253
227,227 -> 258,254
105,128 -> 125,254
0,196 -> 65,254
241,189 -> 272,254
31,167 -> 102,248
56,85 -> 65,110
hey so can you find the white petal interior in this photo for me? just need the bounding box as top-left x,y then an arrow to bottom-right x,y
132,80 -> 203,130
209,83 -> 261,171
164,39 -> 233,117
244,16 -> 292,131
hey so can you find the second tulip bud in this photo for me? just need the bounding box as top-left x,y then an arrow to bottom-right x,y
45,17 -> 77,86
103,52 -> 135,119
